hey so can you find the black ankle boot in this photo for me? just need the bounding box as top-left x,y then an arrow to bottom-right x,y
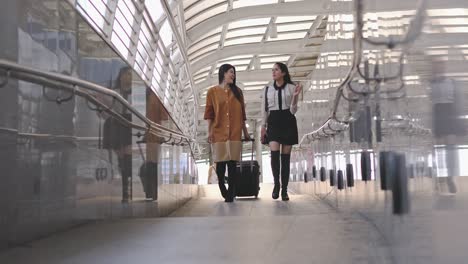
219,180 -> 227,199
272,185 -> 280,199
225,161 -> 237,203
216,162 -> 228,199
281,189 -> 289,201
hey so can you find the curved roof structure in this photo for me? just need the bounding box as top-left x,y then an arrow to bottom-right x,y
182,0 -> 328,142
71,0 -> 468,159
72,0 -> 328,158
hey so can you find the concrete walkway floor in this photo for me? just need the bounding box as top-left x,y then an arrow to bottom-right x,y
0,184 -> 394,264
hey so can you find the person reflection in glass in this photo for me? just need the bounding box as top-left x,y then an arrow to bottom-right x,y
429,57 -> 466,194
103,66 -> 133,203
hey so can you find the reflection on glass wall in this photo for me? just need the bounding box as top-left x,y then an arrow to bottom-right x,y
73,0 -> 196,138
0,0 -> 197,250
289,0 -> 468,262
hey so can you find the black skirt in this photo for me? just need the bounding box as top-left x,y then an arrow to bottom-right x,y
103,113 -> 132,150
267,109 -> 298,145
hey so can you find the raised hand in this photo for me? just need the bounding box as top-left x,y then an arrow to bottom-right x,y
294,83 -> 302,96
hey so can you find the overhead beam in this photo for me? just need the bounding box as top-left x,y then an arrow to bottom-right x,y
187,0 -> 467,43
192,39 -> 321,73
302,15 -> 324,46
187,1 -> 332,42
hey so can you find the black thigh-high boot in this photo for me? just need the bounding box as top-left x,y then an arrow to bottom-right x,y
144,162 -> 158,200
226,161 -> 237,202
216,162 -> 228,199
281,154 -> 291,201
271,151 -> 280,199
120,154 -> 132,203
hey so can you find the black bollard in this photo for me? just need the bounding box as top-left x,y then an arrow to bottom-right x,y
393,153 -> 410,215
346,164 -> 354,187
337,170 -> 344,190
329,169 -> 336,187
320,167 -> 326,182
379,151 -> 395,191
361,151 -> 372,181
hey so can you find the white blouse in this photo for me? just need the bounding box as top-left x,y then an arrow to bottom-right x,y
261,82 -> 298,126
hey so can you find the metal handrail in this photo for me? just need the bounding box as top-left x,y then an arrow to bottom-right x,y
0,59 -> 194,143
298,0 -> 362,146
11,72 -> 183,142
357,0 -> 427,49
299,0 -> 426,146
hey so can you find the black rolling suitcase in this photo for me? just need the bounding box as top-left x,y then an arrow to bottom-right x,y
236,139 -> 260,198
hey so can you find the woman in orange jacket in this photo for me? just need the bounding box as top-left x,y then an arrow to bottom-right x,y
204,64 -> 251,202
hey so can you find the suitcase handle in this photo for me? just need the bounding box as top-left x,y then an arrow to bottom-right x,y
240,139 -> 255,173
241,138 -> 255,161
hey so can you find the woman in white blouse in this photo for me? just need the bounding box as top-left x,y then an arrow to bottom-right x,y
261,62 -> 302,201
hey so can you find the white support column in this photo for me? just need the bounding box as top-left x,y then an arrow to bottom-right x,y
219,25 -> 228,49
208,64 -> 216,79
144,25 -> 159,83
127,0 -> 145,65
102,0 -> 118,40
177,1 -> 188,45
219,0 -> 233,49
160,0 -> 198,119
139,5 -> 163,86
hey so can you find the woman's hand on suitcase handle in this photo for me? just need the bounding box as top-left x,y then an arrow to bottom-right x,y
208,130 -> 214,143
261,126 -> 266,139
243,126 -> 252,141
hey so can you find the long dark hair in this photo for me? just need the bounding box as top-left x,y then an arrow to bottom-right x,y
114,66 -> 132,98
275,62 -> 295,85
218,64 -> 242,102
